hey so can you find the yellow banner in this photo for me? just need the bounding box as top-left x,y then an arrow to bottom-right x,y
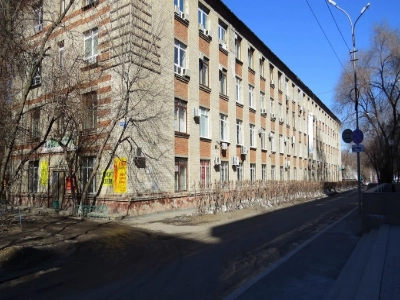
40,161 -> 48,186
114,158 -> 127,193
102,170 -> 113,187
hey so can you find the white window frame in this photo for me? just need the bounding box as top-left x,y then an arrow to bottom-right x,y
260,128 -> 266,150
260,92 -> 265,111
279,134 -> 284,154
270,132 -> 276,152
236,162 -> 243,181
220,161 -> 229,184
250,163 -> 256,182
200,159 -> 210,186
174,0 -> 184,12
28,160 -> 39,193
81,156 -> 96,194
248,47 -> 254,69
199,57 -> 209,86
174,98 -> 187,133
219,70 -> 227,95
175,157 -> 187,191
262,164 -> 266,182
84,28 -> 98,62
249,85 -> 255,109
198,6 -> 207,29
271,165 -> 276,180
174,40 -> 186,73
259,57 -> 265,77
235,77 -> 242,104
218,23 -> 226,42
250,124 -> 256,148
200,107 -> 209,138
235,34 -> 241,60
220,114 -> 228,142
236,119 -> 243,145
34,6 -> 43,32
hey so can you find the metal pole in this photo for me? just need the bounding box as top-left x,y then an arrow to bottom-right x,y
328,1 -> 370,214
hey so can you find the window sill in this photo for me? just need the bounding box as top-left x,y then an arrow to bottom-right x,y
278,90 -> 283,94
200,137 -> 212,142
174,72 -> 190,83
236,101 -> 244,108
270,83 -> 275,89
82,0 -> 99,11
219,94 -> 229,101
199,84 -> 211,94
248,67 -> 255,75
260,76 -> 266,82
174,13 -> 189,27
249,107 -> 256,113
199,29 -> 212,42
175,132 -> 190,139
235,58 -> 243,66
219,45 -> 228,55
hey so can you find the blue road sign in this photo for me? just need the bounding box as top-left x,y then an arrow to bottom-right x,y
352,129 -> 364,144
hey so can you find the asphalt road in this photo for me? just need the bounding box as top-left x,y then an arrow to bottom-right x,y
1,191 -> 361,299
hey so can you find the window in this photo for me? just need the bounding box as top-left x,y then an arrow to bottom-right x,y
270,64 -> 274,84
286,136 -> 290,155
174,99 -> 187,133
270,132 -> 275,152
260,92 -> 265,111
220,114 -> 228,142
279,135 -> 284,154
248,85 -> 255,109
58,41 -> 65,70
28,161 -> 39,193
278,103 -> 283,120
235,34 -> 241,60
175,158 -> 187,191
200,160 -> 210,186
260,128 -> 266,150
294,167 -> 297,181
259,57 -> 265,77
287,166 -> 290,181
219,69 -> 227,95
248,47 -> 254,69
270,98 -> 274,116
250,164 -> 256,182
280,166 -> 284,181
31,58 -> 42,87
82,92 -> 97,130
235,77 -> 242,103
174,40 -> 186,73
285,78 -> 289,96
220,161 -> 229,184
286,110 -> 290,126
200,107 -> 209,138
250,124 -> 256,148
218,22 -> 226,43
292,111 -> 296,128
262,164 -> 266,182
198,6 -> 208,29
31,107 -> 41,139
278,72 -> 282,91
199,56 -> 209,86
292,84 -> 295,101
236,119 -> 243,145
81,156 -> 96,194
34,4 -> 43,33
60,0 -> 66,13
236,162 -> 243,181
271,165 -> 275,180
84,28 -> 98,63
174,0 -> 184,12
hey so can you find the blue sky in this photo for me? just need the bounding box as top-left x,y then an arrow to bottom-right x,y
222,0 -> 400,119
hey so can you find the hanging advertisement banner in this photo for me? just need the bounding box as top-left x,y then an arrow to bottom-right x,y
114,158 -> 127,193
103,170 -> 113,187
40,161 -> 48,186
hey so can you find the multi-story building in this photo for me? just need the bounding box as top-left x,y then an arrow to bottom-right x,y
10,0 -> 341,215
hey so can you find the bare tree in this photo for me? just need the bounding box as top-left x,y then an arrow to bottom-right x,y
333,22 -> 400,183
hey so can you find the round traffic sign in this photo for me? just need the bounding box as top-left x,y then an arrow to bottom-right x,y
352,129 -> 364,144
342,129 -> 353,143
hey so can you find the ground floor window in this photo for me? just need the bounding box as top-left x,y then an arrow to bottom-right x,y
200,160 -> 210,186
236,162 -> 243,182
28,160 -> 39,192
220,161 -> 229,185
262,164 -> 266,182
250,163 -> 256,182
271,165 -> 275,180
175,158 -> 187,191
81,156 -> 96,193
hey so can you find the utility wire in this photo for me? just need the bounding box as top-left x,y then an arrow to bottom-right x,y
305,0 -> 346,71
324,0 -> 351,51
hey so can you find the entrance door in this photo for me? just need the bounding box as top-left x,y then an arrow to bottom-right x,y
51,172 -> 65,209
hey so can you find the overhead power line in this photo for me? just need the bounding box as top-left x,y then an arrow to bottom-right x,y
305,0 -> 346,71
324,0 -> 351,51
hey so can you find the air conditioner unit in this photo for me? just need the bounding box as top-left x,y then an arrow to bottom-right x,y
174,5 -> 180,15
260,108 -> 267,115
193,107 -> 200,118
284,137 -> 288,143
34,24 -> 43,33
279,117 -> 284,123
258,128 -> 264,135
232,156 -> 239,166
220,43 -> 227,50
286,95 -> 290,101
180,68 -> 190,78
285,161 -> 290,168
300,106 -> 303,112
241,146 -> 248,155
268,132 -> 274,138
292,136 -> 296,144
270,113 -> 276,120
198,23 -> 205,31
205,29 -> 212,38
270,80 -> 274,86
221,142 -> 228,150
182,12 -> 189,21
214,157 -> 221,166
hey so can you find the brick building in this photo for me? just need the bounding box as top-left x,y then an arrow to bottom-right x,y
10,0 -> 341,215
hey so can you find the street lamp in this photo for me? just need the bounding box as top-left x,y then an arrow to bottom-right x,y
328,0 -> 370,214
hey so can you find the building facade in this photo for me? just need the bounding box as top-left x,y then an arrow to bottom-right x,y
10,0 -> 341,214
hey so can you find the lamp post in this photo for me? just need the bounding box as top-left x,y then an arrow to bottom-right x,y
328,0 -> 370,214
